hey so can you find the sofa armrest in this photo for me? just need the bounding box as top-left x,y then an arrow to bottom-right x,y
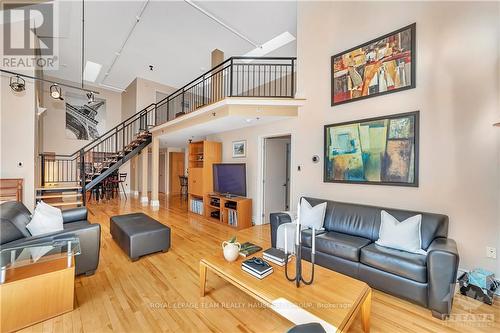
270,212 -> 292,248
427,237 -> 460,319
62,207 -> 88,224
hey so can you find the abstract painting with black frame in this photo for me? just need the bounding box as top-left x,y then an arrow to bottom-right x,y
324,111 -> 419,187
331,23 -> 416,106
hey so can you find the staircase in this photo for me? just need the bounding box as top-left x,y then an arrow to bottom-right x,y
38,57 -> 297,207
39,104 -> 157,207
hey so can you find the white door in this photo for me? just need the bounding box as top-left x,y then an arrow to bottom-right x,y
263,136 -> 291,223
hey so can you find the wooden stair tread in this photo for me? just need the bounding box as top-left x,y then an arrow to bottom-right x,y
36,193 -> 82,199
49,201 -> 83,207
36,186 -> 82,191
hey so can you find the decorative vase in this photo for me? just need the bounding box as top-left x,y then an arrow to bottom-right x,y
222,241 -> 241,262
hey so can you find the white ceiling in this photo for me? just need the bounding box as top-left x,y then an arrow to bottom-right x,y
48,0 -> 297,90
158,114 -> 290,147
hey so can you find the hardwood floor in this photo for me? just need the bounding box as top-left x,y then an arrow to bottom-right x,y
18,194 -> 499,333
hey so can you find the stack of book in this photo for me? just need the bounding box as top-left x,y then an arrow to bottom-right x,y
227,209 -> 238,226
263,248 -> 291,266
241,258 -> 273,279
190,199 -> 203,215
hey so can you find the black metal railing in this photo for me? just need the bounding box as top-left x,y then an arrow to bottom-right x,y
39,56 -> 296,194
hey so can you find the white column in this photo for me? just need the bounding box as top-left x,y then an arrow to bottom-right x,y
140,147 -> 149,204
151,135 -> 160,207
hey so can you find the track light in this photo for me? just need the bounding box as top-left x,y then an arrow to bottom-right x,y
50,84 -> 64,100
86,91 -> 95,104
9,75 -> 26,92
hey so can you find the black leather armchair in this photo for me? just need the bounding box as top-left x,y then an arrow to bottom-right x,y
0,201 -> 100,276
270,197 -> 460,319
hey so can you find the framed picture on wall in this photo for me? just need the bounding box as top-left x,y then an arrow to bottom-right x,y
324,111 -> 419,186
331,23 -> 416,106
65,92 -> 106,140
232,140 -> 247,158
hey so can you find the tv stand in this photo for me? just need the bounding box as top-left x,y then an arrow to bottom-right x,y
205,193 -> 252,229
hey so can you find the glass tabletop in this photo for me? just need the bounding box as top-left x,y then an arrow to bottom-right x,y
0,236 -> 81,277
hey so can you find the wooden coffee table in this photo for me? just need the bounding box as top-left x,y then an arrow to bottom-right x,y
200,253 -> 371,333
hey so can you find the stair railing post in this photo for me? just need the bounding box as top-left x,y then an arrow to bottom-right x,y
154,104 -> 158,127
41,154 -> 45,186
115,128 -> 118,153
229,58 -> 234,97
202,75 -> 205,107
291,58 -> 295,98
122,123 -> 125,152
166,97 -> 170,121
80,149 -> 86,205
181,88 -> 185,114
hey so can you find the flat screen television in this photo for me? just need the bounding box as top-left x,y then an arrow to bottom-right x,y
213,163 -> 246,197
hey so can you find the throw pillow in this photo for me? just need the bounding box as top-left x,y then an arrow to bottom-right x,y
376,210 -> 426,255
26,201 -> 64,236
299,198 -> 327,230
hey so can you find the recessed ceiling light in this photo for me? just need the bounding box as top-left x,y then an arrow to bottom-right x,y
244,31 -> 296,57
83,61 -> 102,82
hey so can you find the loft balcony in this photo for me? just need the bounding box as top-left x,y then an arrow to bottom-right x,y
149,57 -> 304,140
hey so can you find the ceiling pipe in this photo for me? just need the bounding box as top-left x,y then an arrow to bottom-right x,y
184,0 -> 261,49
0,69 -> 100,94
102,0 -> 150,85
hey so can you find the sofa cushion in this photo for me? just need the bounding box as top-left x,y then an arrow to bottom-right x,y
360,243 -> 427,283
0,201 -> 32,237
0,218 -> 26,245
304,231 -> 371,262
26,202 -> 64,236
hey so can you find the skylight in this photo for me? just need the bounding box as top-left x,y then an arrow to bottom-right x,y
244,31 -> 296,57
83,61 -> 102,82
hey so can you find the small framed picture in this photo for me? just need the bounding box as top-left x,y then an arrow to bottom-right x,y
232,140 -> 247,158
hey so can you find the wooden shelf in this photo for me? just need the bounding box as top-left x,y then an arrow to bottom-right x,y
204,193 -> 252,230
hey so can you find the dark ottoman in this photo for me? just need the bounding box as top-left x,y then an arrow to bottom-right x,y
110,213 -> 171,261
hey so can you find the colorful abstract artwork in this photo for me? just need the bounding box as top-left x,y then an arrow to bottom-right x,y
324,112 -> 419,186
331,24 -> 416,106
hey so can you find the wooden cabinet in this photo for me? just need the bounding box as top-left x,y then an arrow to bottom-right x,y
188,168 -> 203,196
0,258 -> 74,333
188,141 -> 221,213
205,194 -> 252,230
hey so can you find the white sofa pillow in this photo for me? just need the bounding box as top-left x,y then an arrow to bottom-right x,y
26,201 -> 64,236
299,198 -> 327,230
376,210 -> 426,255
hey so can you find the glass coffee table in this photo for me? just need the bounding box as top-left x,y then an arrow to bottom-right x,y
0,237 -> 81,332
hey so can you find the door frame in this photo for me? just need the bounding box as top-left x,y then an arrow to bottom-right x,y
169,151 -> 185,195
257,132 -> 294,225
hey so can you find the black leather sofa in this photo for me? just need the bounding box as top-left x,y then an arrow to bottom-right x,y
270,197 -> 459,319
0,201 -> 100,276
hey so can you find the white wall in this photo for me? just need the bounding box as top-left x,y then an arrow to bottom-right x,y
120,78 -> 177,193
0,75 -> 37,209
210,1 -> 500,275
208,119 -> 297,224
